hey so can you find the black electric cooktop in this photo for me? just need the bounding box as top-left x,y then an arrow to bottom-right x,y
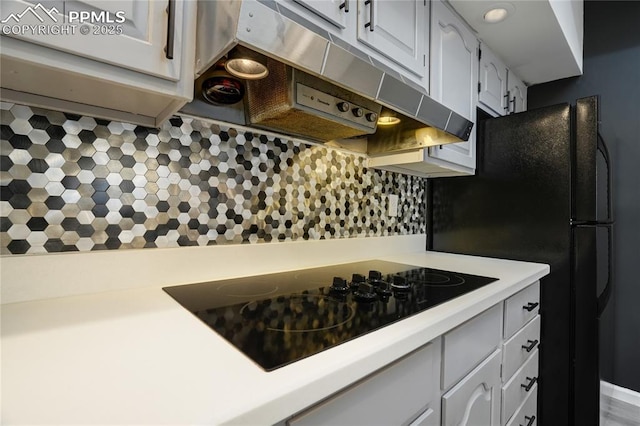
163,260 -> 497,371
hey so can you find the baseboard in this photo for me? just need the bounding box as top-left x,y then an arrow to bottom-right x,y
601,381 -> 640,426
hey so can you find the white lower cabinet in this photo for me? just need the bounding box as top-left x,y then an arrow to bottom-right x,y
286,280 -> 541,426
288,339 -> 441,426
442,349 -> 502,426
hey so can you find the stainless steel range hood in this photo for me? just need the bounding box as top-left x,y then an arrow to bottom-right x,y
184,0 -> 473,153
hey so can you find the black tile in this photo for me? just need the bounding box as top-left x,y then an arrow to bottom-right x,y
45,138 -> 66,153
77,224 -> 95,237
9,194 -> 31,209
28,115 -> 51,130
91,178 -> 109,192
0,155 -> 14,172
1,125 -> 15,140
27,158 -> 48,173
26,217 -> 48,231
44,239 -> 65,252
77,156 -> 96,170
61,217 -> 80,231
0,217 -> 11,232
61,176 -> 81,189
7,239 -> 30,254
8,134 -> 31,149
45,196 -> 65,210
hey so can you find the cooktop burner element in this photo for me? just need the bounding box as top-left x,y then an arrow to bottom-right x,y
163,260 -> 498,371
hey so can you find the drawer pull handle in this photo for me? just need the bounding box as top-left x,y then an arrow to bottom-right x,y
339,0 -> 349,12
520,415 -> 536,426
521,339 -> 539,352
521,376 -> 537,392
165,0 -> 176,60
364,0 -> 374,31
523,302 -> 539,312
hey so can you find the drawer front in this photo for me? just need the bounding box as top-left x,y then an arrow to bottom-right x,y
289,340 -> 440,425
505,384 -> 538,426
502,350 -> 539,424
442,304 -> 503,390
502,315 -> 541,381
504,282 -> 540,339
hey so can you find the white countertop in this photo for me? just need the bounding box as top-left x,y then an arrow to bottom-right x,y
1,239 -> 549,425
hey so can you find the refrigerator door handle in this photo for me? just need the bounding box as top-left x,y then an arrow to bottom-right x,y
597,223 -> 613,318
597,133 -> 613,222
595,133 -> 614,317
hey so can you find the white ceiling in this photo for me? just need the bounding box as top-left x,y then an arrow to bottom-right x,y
448,0 -> 584,86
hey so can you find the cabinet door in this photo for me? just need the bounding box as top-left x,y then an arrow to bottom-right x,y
291,0 -> 350,29
0,0 -> 182,80
428,0 -> 478,170
289,341 -> 441,425
356,0 -> 427,77
442,349 -> 502,426
508,72 -> 528,114
479,45 -> 508,116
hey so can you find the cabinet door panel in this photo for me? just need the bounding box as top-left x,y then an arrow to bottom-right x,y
442,349 -> 501,426
356,0 -> 426,77
429,0 -> 477,170
479,46 -> 508,116
1,0 -> 181,80
508,72 -> 528,114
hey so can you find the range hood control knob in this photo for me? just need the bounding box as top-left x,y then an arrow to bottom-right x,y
352,107 -> 364,118
366,112 -> 378,122
337,101 -> 350,112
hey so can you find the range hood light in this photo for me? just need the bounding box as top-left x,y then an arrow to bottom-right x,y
377,116 -> 401,126
224,46 -> 269,80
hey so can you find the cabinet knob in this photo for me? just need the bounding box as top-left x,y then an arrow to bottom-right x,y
522,302 -> 539,312
520,376 -> 537,392
521,339 -> 539,352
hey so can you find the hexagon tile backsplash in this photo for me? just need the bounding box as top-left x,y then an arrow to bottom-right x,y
0,102 -> 426,255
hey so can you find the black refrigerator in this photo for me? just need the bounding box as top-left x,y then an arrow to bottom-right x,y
428,96 -> 613,426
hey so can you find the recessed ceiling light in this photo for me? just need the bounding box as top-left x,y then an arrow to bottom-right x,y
483,7 -> 508,23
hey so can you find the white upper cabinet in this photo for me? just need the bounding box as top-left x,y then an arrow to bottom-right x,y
356,0 -> 428,78
478,43 -> 528,116
1,0 -> 182,81
478,44 -> 509,117
507,71 -> 528,114
0,0 -> 196,126
276,0 -> 428,82
428,0 -> 478,170
292,0 -> 351,29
